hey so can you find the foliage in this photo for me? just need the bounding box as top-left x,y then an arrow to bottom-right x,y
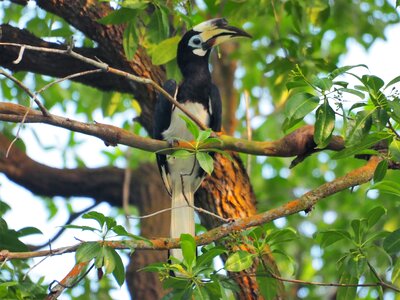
1,0 -> 400,299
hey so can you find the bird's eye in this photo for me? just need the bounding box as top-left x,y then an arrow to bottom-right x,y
192,38 -> 201,45
188,35 -> 202,48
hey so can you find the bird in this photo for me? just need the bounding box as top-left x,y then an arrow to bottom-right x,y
153,18 -> 251,261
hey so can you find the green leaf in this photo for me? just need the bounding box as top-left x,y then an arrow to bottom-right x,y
383,228 -> 400,254
171,149 -> 194,159
123,21 -> 139,61
332,132 -> 392,159
385,75 -> 400,90
76,242 -> 101,263
336,271 -> 358,300
361,74 -> 384,92
119,0 -> 149,9
104,216 -> 117,231
147,6 -> 169,43
314,99 -> 335,148
97,8 -> 138,25
225,251 -> 254,272
338,87 -> 365,99
313,77 -> 333,91
180,233 -> 196,269
373,160 -> 388,183
392,258 -> 400,282
0,231 -> 29,252
284,92 -> 319,121
329,64 -> 368,80
345,110 -> 373,147
63,224 -> 100,232
179,114 -> 200,139
366,206 -> 386,228
111,248 -> 125,286
83,211 -> 107,228
286,80 -> 309,90
389,99 -> 400,123
103,246 -> 116,274
151,36 -> 180,65
197,247 -> 227,268
17,226 -> 42,237
351,219 -> 368,245
318,230 -> 352,248
265,228 -> 298,246
196,129 -> 212,143
369,180 -> 400,198
197,152 -> 214,175
256,263 -> 278,300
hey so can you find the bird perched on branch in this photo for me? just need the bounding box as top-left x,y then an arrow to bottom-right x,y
153,18 -> 251,260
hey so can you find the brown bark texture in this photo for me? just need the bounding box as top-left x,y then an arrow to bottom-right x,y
0,1 -> 277,299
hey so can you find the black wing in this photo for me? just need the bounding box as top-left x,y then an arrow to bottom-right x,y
153,79 -> 177,196
209,83 -> 222,132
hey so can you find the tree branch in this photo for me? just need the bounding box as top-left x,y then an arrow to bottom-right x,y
0,102 -> 345,158
0,155 -> 381,261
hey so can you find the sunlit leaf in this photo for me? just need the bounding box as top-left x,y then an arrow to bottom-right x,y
314,99 -> 335,148
179,114 -> 200,139
338,88 -> 365,99
318,230 -> 352,248
225,251 -> 254,272
333,132 -> 391,159
180,233 -> 196,269
329,64 -> 368,80
151,36 -> 181,65
97,8 -> 139,25
83,211 -> 107,228
76,242 -> 101,263
123,21 -> 139,61
197,152 -> 214,175
384,75 -> 400,90
345,110 -> 373,147
313,77 -> 332,91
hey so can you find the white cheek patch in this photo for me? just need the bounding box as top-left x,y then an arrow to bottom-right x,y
193,48 -> 207,56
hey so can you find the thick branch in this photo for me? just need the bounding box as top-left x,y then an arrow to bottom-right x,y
0,155 -> 381,261
0,24 -> 135,93
0,102 -> 345,157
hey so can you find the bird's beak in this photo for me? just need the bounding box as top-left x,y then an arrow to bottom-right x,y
193,18 -> 251,51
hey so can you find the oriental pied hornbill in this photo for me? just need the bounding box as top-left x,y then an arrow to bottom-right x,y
153,18 -> 251,260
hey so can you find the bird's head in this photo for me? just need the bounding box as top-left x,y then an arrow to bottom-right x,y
177,18 -> 251,74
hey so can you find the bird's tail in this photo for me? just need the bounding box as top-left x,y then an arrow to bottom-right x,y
170,185 -> 195,261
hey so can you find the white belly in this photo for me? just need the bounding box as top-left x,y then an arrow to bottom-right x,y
162,102 -> 209,192
162,102 -> 209,141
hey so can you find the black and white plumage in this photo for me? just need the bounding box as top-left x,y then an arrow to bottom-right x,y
152,18 -> 251,260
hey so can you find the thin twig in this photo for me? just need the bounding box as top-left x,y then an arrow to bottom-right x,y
244,90 -> 252,174
0,68 -> 49,115
180,165 -> 231,223
0,42 -> 207,130
36,69 -> 103,94
129,204 -> 190,219
122,149 -> 132,227
229,271 -> 400,292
